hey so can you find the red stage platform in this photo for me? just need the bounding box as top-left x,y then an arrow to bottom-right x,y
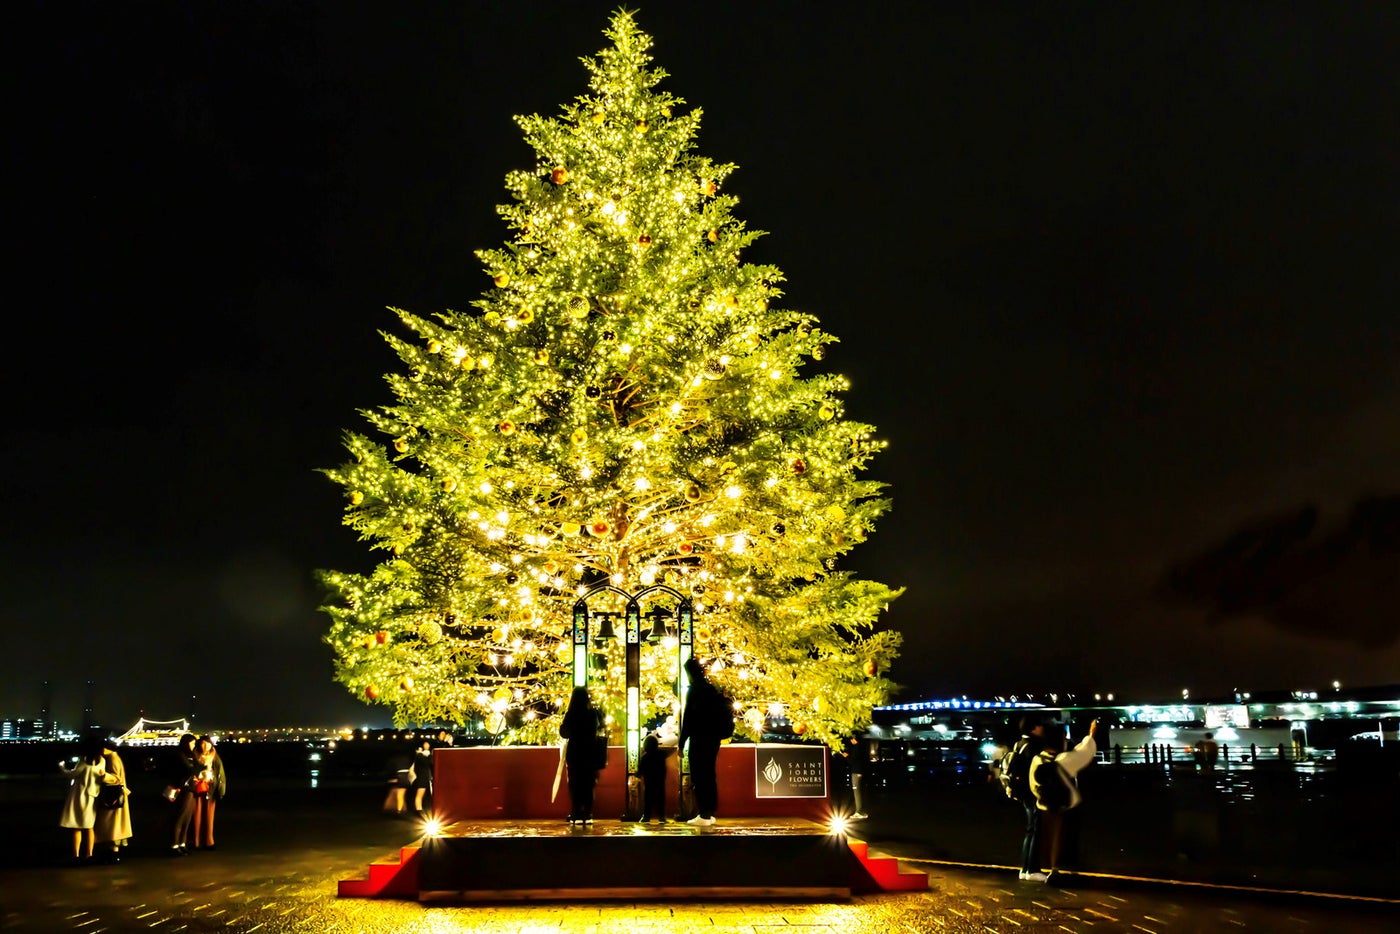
339,744 -> 928,900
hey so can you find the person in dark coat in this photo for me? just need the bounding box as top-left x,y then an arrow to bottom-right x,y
559,686 -> 606,824
639,732 -> 675,823
409,739 -> 434,816
169,733 -> 200,856
678,657 -> 731,826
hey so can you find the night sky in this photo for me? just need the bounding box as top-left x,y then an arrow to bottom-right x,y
5,2 -> 1396,729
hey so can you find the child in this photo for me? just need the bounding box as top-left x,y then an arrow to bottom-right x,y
639,733 -> 675,823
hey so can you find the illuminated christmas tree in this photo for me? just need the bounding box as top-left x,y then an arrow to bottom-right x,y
320,12 -> 902,749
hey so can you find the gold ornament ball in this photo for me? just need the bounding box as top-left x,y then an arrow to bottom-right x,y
365,685 -> 380,700
399,676 -> 414,691
635,119 -> 647,133
685,483 -> 701,502
392,544 -> 404,556
517,308 -> 534,324
361,636 -> 376,650
349,491 -> 365,506
492,272 -> 509,287
570,427 -> 588,446
561,521 -> 581,536
394,438 -> 409,453
812,346 -> 826,361
591,110 -> 605,124
707,228 -> 718,243
826,505 -> 846,522
864,659 -> 879,677
792,722 -> 807,735
441,477 -> 457,492
417,621 -> 444,644
819,404 -> 835,420
701,179 -> 716,196
498,420 -> 515,435
427,339 -> 442,354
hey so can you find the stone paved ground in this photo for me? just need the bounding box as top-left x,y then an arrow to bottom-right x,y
2,798 -> 1395,933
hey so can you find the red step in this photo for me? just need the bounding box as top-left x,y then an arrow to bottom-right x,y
337,845 -> 421,898
847,840 -> 928,893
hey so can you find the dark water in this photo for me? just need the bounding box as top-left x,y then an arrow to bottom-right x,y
6,742 -> 1398,898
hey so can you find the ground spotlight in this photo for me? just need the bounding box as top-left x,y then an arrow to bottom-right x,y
422,815 -> 443,837
827,814 -> 850,836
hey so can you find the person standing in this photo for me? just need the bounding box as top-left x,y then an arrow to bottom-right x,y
995,717 -> 1048,882
169,732 -> 200,855
94,739 -> 133,862
559,686 -> 607,824
849,737 -> 876,820
639,732 -> 674,823
679,657 -> 732,827
409,738 -> 435,816
58,742 -> 105,864
191,736 -> 226,850
1028,719 -> 1100,883
1197,732 -> 1220,771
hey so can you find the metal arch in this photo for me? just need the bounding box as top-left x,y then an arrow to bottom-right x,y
569,581 -> 697,820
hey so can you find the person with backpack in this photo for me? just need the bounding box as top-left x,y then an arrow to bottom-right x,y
559,686 -> 608,824
679,656 -> 733,827
1028,719 -> 1101,883
993,716 -> 1049,882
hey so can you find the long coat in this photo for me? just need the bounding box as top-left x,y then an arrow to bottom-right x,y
58,761 -> 104,830
95,750 -> 134,843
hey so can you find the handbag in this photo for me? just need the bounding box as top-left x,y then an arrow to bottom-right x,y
97,783 -> 125,810
192,778 -> 211,794
163,784 -> 181,802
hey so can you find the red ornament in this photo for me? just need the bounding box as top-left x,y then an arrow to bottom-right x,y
678,542 -> 695,555
365,686 -> 380,700
790,457 -> 806,475
590,520 -> 610,537
551,167 -> 570,185
375,630 -> 389,645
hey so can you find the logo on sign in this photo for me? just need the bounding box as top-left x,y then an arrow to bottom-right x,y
754,745 -> 827,798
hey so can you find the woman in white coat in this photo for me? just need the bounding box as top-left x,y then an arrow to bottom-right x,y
59,743 -> 105,862
95,739 -> 133,861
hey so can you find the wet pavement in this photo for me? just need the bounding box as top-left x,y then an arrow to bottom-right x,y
2,793 -> 1395,933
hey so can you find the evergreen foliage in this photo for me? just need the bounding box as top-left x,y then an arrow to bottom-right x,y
320,12 -> 902,749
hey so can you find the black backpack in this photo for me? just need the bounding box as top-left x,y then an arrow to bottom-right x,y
996,738 -> 1036,803
713,688 -> 736,739
1030,751 -> 1075,812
